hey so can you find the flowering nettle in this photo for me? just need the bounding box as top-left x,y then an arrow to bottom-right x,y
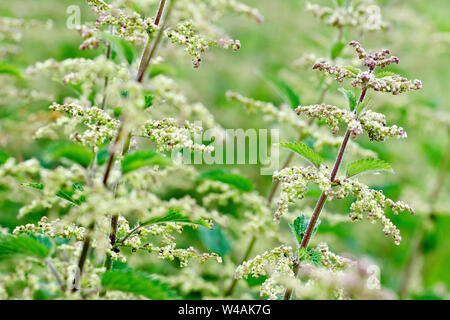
305,0 -> 389,32
274,165 -> 414,244
313,41 -> 422,95
79,0 -> 261,67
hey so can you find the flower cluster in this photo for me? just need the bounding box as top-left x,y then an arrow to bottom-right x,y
166,20 -> 240,68
36,103 -> 120,150
143,118 -> 213,152
81,0 -> 159,48
274,165 -> 414,244
312,42 -> 423,95
234,246 -> 295,299
296,104 -> 408,141
305,0 -> 389,32
273,166 -> 331,222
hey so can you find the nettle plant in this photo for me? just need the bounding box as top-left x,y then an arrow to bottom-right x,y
0,0 -> 264,299
234,41 -> 422,300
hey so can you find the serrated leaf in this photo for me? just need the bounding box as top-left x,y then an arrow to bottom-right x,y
290,214 -> 309,244
23,182 -> 85,205
298,248 -> 322,266
121,149 -> 171,174
279,142 -> 323,167
0,63 -> 23,79
141,207 -> 211,229
338,88 -> 357,111
330,41 -> 346,60
101,270 -> 178,300
307,248 -> 322,266
101,33 -> 135,65
290,214 -> 321,245
49,143 -> 94,168
346,158 -> 394,178
0,233 -> 51,260
265,74 -> 300,109
196,170 -> 253,192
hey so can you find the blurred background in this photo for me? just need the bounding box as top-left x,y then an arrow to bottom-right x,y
0,0 -> 449,299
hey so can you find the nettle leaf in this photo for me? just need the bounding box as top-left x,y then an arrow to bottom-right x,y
0,63 -> 23,79
346,158 -> 394,178
265,74 -> 300,109
49,143 -> 94,168
298,248 -> 322,266
290,214 -> 321,245
121,149 -> 171,174
101,270 -> 178,300
330,42 -> 346,60
279,142 -> 323,167
141,207 -> 211,229
101,33 -> 135,65
290,214 -> 309,244
196,169 -> 253,192
198,225 -> 231,256
0,233 -> 51,260
23,182 -> 85,205
338,88 -> 357,111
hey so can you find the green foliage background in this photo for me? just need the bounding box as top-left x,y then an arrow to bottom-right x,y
0,0 -> 449,299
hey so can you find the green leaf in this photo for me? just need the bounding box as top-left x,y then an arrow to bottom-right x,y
141,207 -> 211,229
265,74 -> 300,109
279,142 -> 323,167
0,150 -> 10,165
290,214 -> 309,244
149,64 -> 176,78
121,149 -> 171,174
355,97 -> 371,115
298,248 -> 322,266
0,63 -> 23,79
23,182 -> 85,205
100,33 -> 135,65
196,169 -> 254,192
101,270 -> 178,299
330,42 -> 346,60
290,214 -> 320,245
49,143 -> 94,168
308,249 -> 322,266
144,95 -> 153,109
22,183 -> 44,190
198,225 -> 231,256
338,88 -> 357,111
0,233 -> 51,260
346,158 -> 394,178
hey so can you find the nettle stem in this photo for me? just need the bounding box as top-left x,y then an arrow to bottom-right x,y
283,86 -> 368,300
103,0 -> 170,273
